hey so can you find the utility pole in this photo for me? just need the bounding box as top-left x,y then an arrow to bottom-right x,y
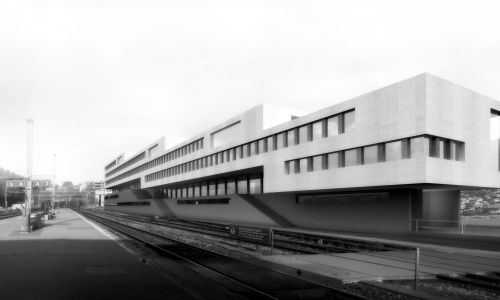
24,119 -> 34,232
52,154 -> 56,212
4,181 -> 7,208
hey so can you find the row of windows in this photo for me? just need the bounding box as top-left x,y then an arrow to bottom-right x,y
105,138 -> 203,184
285,136 -> 465,174
296,193 -> 387,205
177,198 -> 230,205
429,137 -> 465,161
105,152 -> 146,177
151,174 -> 263,199
140,109 -> 356,184
105,160 -> 116,171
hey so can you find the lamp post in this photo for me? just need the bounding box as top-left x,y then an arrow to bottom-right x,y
24,119 -> 34,232
52,154 -> 56,212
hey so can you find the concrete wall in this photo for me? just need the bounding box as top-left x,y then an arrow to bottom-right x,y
256,190 -> 412,233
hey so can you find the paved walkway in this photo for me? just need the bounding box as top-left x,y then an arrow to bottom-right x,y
0,209 -> 235,300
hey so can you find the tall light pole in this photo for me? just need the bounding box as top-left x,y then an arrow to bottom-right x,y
52,154 -> 56,212
24,119 -> 34,232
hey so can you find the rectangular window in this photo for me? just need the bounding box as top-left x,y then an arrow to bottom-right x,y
443,139 -> 451,160
328,152 -> 339,168
238,146 -> 243,159
242,144 -> 249,158
455,141 -> 465,161
321,154 -> 328,170
313,155 -> 322,171
378,144 -> 386,162
283,132 -> 289,148
288,129 -> 296,146
201,182 -> 208,197
237,176 -> 248,194
208,181 -> 216,196
226,178 -> 236,194
312,121 -> 323,140
258,139 -> 265,154
187,185 -> 193,197
387,141 -> 402,161
429,137 -> 440,158
294,159 -> 300,173
249,174 -> 262,194
299,126 -> 308,144
364,145 -> 379,164
217,179 -> 226,195
327,115 -> 339,137
300,158 -> 308,172
263,138 -> 268,153
272,135 -> 278,150
194,184 -> 200,197
232,148 -> 237,161
345,148 -> 361,167
250,141 -> 258,156
214,153 -> 219,165
277,133 -> 284,149
402,138 -> 411,159
285,161 -> 291,174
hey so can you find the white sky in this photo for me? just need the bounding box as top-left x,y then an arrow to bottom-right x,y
1,0 -> 500,184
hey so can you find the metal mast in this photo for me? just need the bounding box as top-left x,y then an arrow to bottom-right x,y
52,154 -> 56,210
25,119 -> 34,231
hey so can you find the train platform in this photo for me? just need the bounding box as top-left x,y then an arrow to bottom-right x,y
258,226 -> 500,283
0,209 -> 247,300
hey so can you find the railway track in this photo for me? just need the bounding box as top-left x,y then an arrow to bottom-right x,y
82,209 -> 413,255
79,209 -> 367,300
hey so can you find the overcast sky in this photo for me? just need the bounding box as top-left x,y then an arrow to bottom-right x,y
1,0 -> 499,184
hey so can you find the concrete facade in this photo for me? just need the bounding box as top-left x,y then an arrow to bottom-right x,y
103,74 -> 500,233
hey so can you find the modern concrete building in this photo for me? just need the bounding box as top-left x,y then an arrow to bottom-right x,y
103,73 -> 500,233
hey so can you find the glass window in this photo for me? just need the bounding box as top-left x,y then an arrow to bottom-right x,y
313,156 -> 322,171
443,139 -> 451,160
429,137 -> 439,158
364,145 -> 378,164
217,179 -> 225,195
249,174 -> 262,194
237,176 -> 248,194
214,153 -> 219,165
285,161 -> 291,174
250,141 -> 258,156
455,141 -> 465,161
321,154 -> 328,170
182,186 -> 188,198
402,138 -> 411,159
327,116 -> 339,137
386,141 -> 402,161
242,144 -> 249,158
312,121 -> 323,140
270,136 -> 277,151
276,133 -> 284,149
258,139 -> 265,154
328,152 -> 339,168
287,130 -> 295,146
300,158 -> 308,172
194,184 -> 200,197
294,159 -> 300,173
226,178 -> 236,194
201,182 -> 208,197
188,185 -> 193,197
299,126 -> 308,144
208,181 -> 216,196
345,148 -> 361,167
232,148 -> 237,161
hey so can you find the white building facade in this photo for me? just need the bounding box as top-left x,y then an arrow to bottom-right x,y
103,74 -> 500,233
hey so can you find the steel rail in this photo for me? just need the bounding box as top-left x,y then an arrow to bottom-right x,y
80,210 -> 368,300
